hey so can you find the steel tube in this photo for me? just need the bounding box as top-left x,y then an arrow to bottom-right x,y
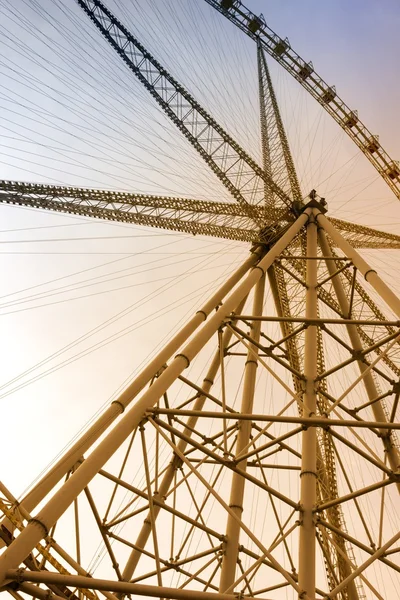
12,583 -> 66,600
298,215 -> 318,600
0,483 -> 118,600
0,210 -> 310,585
228,316 -> 400,326
318,226 -> 400,491
235,426 -> 304,463
219,275 -> 265,592
315,478 -> 393,512
98,470 -> 224,540
146,408 -> 400,429
3,570 -> 271,600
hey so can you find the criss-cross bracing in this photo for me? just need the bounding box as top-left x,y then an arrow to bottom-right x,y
0,2 -> 399,600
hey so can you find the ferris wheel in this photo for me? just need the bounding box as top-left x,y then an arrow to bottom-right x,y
0,2 -> 399,600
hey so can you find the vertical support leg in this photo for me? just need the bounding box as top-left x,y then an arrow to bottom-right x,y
298,215 -> 318,600
219,274 -> 265,593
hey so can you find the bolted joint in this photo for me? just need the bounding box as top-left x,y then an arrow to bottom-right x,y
245,358 -> 258,367
229,503 -> 244,514
171,454 -> 183,471
300,470 -> 317,479
297,508 -> 318,524
139,419 -> 148,431
154,364 -> 168,378
352,349 -> 365,361
392,380 -> 400,394
364,268 -> 377,281
175,353 -> 190,368
202,435 -> 216,446
195,309 -> 207,321
28,517 -> 49,537
111,400 -> 125,413
251,264 -> 266,276
14,568 -> 26,585
250,243 -> 264,256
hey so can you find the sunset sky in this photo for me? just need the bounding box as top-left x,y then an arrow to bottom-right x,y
0,3 -> 399,595
0,0 -> 399,484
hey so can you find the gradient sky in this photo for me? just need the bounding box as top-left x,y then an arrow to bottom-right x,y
0,0 -> 399,495
0,1 -> 399,594
254,0 -> 400,156
0,0 -> 399,488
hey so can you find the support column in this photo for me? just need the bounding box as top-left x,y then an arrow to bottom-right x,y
298,215 -> 318,600
0,210 -> 311,586
318,226 -> 400,490
219,275 -> 265,593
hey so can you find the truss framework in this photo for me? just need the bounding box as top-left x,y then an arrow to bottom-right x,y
0,206 -> 399,600
0,1 -> 399,600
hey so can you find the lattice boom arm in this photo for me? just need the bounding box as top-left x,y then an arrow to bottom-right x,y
75,0 -> 294,220
206,0 -> 400,201
330,217 -> 400,249
0,180 -> 262,220
1,181 -> 398,248
0,180 -> 261,243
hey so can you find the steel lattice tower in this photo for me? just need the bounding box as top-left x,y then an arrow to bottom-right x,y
0,2 -> 399,600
